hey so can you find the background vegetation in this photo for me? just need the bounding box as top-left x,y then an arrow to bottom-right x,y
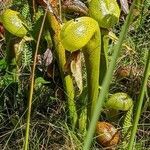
0,0 -> 149,149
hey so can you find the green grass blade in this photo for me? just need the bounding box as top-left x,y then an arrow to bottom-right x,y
83,1 -> 137,149
128,49 -> 150,150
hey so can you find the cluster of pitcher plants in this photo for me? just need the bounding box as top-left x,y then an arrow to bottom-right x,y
0,0 -> 149,149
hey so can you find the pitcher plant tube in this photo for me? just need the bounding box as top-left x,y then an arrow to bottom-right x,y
60,16 -> 101,122
0,9 -> 27,37
105,92 -> 133,148
47,11 -> 78,129
88,0 -> 120,84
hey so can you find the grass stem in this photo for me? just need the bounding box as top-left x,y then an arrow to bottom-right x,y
24,9 -> 48,150
128,49 -> 150,150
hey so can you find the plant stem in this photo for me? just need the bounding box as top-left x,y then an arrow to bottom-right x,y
83,0 -> 137,149
128,49 -> 150,150
24,9 -> 48,150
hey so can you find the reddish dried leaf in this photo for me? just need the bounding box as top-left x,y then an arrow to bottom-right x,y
0,23 -> 4,35
37,0 -> 57,7
43,48 -> 53,66
62,0 -> 88,15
